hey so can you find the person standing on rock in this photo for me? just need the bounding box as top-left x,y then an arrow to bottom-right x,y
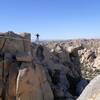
36,33 -> 40,41
35,33 -> 40,44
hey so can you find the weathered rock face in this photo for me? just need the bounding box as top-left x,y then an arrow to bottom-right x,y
78,48 -> 100,80
0,31 -> 53,100
16,63 -> 53,100
77,75 -> 100,100
79,49 -> 96,80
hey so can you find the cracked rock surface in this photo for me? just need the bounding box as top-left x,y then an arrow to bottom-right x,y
0,32 -> 100,100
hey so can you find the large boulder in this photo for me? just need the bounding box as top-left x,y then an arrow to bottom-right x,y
77,75 -> 100,100
16,63 -> 53,100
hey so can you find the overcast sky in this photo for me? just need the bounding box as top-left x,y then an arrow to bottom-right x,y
0,0 -> 100,40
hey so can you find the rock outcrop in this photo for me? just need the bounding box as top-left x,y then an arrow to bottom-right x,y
0,32 -> 100,100
0,31 -> 53,100
0,32 -> 85,100
32,43 -> 87,100
77,75 -> 100,100
43,39 -> 100,80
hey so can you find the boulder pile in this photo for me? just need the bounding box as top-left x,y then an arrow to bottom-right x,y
44,40 -> 100,80
32,44 -> 86,100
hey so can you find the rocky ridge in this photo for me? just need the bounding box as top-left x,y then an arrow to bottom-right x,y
0,32 -> 99,100
44,39 -> 100,80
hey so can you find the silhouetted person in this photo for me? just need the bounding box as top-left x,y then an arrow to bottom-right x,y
36,33 -> 40,41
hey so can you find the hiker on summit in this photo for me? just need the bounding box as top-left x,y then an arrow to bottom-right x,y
36,33 -> 40,41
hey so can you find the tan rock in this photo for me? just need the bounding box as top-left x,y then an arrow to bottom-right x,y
16,63 -> 53,100
93,55 -> 100,70
77,75 -> 100,100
